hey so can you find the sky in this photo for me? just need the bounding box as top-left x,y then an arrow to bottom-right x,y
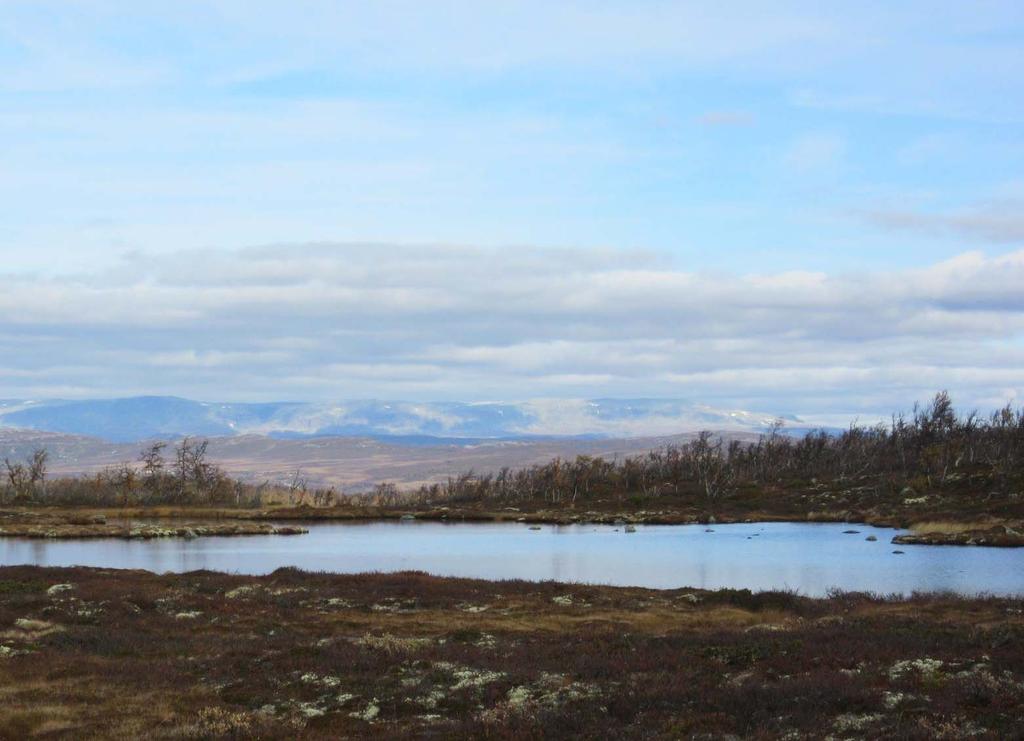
1,1 -> 1023,421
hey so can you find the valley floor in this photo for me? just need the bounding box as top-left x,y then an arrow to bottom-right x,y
1,566 -> 1022,739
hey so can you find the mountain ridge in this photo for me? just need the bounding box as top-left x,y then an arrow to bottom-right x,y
0,395 -> 801,443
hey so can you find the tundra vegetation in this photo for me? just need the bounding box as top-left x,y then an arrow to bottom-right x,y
1,397 -> 1023,738
0,566 -> 1022,739
2,393 -> 1023,541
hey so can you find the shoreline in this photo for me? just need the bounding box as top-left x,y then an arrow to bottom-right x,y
2,505 -> 1023,546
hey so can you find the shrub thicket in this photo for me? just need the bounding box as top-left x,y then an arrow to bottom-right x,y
2,392 -> 1022,509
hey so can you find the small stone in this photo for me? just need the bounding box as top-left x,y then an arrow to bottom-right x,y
14,618 -> 52,632
349,701 -> 380,722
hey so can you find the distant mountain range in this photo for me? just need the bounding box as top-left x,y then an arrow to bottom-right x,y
0,396 -> 806,443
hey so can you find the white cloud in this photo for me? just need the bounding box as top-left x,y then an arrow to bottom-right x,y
862,201 -> 1024,245
1,243 -> 1022,416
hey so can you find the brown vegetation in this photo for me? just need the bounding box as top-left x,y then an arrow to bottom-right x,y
0,510 -> 305,539
0,566 -> 1022,738
3,393 -> 1024,544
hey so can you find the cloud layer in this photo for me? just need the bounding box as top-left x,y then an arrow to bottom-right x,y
2,243 -> 1022,418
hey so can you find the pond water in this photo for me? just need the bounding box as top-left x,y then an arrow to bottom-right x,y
2,521 -> 1023,596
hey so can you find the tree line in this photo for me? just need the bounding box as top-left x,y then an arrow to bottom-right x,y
3,438 -> 269,507
356,392 -> 1024,508
3,392 -> 1023,509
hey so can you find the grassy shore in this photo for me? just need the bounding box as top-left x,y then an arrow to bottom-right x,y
0,509 -> 306,539
3,484 -> 1024,546
0,566 -> 1021,738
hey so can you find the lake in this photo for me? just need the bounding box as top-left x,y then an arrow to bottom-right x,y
3,520 -> 1023,596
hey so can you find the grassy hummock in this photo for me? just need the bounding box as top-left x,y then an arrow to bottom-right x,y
0,566 -> 1022,738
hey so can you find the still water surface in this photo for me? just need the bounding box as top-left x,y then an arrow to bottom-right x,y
3,521 -> 1023,596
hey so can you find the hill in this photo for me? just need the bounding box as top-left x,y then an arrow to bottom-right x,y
0,396 -> 798,442
0,426 -> 761,492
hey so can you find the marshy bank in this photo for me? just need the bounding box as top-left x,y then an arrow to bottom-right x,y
0,509 -> 307,539
1,565 -> 1022,739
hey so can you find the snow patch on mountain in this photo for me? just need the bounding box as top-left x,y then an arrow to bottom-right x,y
0,396 -> 801,443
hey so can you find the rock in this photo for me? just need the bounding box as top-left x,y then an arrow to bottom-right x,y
46,583 -> 74,596
349,701 -> 380,722
400,514 -> 416,521
506,686 -> 532,708
865,535 -> 877,541
528,525 -> 541,531
271,526 -> 307,535
299,702 -> 326,719
833,713 -> 883,733
892,550 -> 905,554
883,691 -> 912,709
888,657 -> 944,680
842,530 -> 860,534
14,618 -> 52,632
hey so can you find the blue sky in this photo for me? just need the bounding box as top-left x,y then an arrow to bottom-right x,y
2,1 -> 1023,420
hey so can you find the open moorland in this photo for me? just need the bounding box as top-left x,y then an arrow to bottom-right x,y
0,427 -> 731,492
0,396 -> 1021,739
1,566 -> 1023,739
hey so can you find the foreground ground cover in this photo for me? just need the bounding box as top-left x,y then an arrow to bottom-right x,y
0,566 -> 1022,738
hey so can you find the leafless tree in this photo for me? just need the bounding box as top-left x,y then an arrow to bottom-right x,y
3,447 -> 48,501
28,448 -> 48,496
689,431 -> 735,504
288,469 -> 309,504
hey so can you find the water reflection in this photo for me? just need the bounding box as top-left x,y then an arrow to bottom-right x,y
2,521 -> 1023,597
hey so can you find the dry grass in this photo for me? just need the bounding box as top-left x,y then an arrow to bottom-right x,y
0,509 -> 307,539
910,519 -> 999,534
1,566 -> 1023,738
